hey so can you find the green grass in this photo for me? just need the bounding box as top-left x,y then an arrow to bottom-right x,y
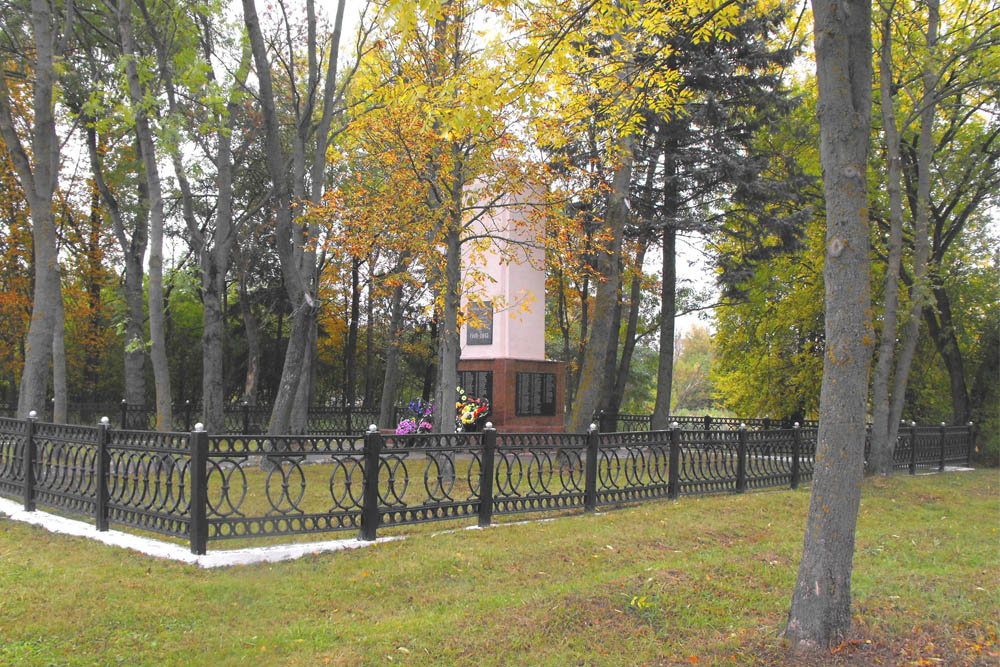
1,469 -> 997,665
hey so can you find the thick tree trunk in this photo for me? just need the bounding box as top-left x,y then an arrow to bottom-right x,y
379,279 -> 407,429
290,317 -> 317,433
568,140 -> 632,432
869,10 -> 906,475
785,0 -> 873,651
598,274 -> 623,414
651,225 -> 677,430
52,284 -> 67,423
0,0 -> 64,419
202,269 -> 226,431
434,222 -> 462,434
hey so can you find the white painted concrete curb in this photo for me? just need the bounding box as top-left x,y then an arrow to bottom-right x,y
0,496 -> 400,568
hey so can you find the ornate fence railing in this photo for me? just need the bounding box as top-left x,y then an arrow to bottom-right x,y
596,411 -> 820,433
0,413 -> 976,555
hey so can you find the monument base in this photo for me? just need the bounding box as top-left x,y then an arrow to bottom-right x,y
458,358 -> 566,433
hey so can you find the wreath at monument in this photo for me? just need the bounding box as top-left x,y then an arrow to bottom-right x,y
456,386 -> 490,431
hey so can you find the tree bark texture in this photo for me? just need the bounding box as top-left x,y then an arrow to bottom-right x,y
0,0 -> 64,418
785,0 -> 873,651
85,127 -> 148,406
52,284 -> 67,423
651,225 -> 677,431
923,285 -> 970,423
238,268 -> 261,406
379,279 -> 407,429
434,221 -> 462,434
120,0 -> 173,429
886,0 -> 938,441
609,239 -> 649,415
568,139 -> 632,432
345,257 -> 361,406
869,8 -> 905,475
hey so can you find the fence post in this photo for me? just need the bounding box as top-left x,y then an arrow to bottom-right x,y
668,422 -> 680,500
909,421 -> 918,475
242,401 -> 250,435
189,424 -> 209,555
791,422 -> 801,490
95,417 -> 111,531
938,422 -> 946,472
360,425 -> 382,541
478,424 -> 496,527
584,422 -> 599,512
703,414 -> 712,432
120,399 -> 128,429
183,400 -> 193,432
967,421 -> 975,467
762,416 -> 771,431
736,423 -> 748,493
23,410 -> 37,511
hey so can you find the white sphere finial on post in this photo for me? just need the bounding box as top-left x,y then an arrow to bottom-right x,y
588,422 -> 598,432
485,422 -> 494,430
100,416 -> 110,426
28,410 -> 37,419
194,422 -> 205,432
368,424 -> 378,433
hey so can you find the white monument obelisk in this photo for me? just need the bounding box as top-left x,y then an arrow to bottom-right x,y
458,193 -> 565,432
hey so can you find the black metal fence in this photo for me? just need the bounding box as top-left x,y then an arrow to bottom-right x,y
0,413 -> 976,555
596,411 -> 819,433
0,401 -> 397,434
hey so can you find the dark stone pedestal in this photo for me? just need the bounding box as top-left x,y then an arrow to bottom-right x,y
457,358 -> 566,433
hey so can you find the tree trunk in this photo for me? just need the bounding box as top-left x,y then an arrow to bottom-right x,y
784,0 -> 873,651
364,273 -> 376,408
84,127 -> 148,407
239,272 -> 261,406
568,139 -> 632,432
609,239 -> 649,415
598,261 -> 623,415
0,0 -> 65,419
923,285 -> 970,424
290,317 -> 317,433
379,279 -> 407,429
651,225 -> 677,430
120,0 -> 172,429
52,282 -> 67,423
868,8 -> 906,475
345,257 -> 361,406
434,221 -> 462,434
422,317 -> 437,404
886,0 -> 938,440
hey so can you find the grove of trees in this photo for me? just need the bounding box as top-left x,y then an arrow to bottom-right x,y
1,0 -> 997,653
1,0 -> 994,442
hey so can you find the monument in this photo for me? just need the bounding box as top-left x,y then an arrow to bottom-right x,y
458,194 -> 566,432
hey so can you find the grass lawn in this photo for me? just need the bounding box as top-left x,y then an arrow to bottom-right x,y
1,469 -> 996,665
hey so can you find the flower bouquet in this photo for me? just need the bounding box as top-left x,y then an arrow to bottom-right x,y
396,398 -> 435,435
455,386 -> 490,432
